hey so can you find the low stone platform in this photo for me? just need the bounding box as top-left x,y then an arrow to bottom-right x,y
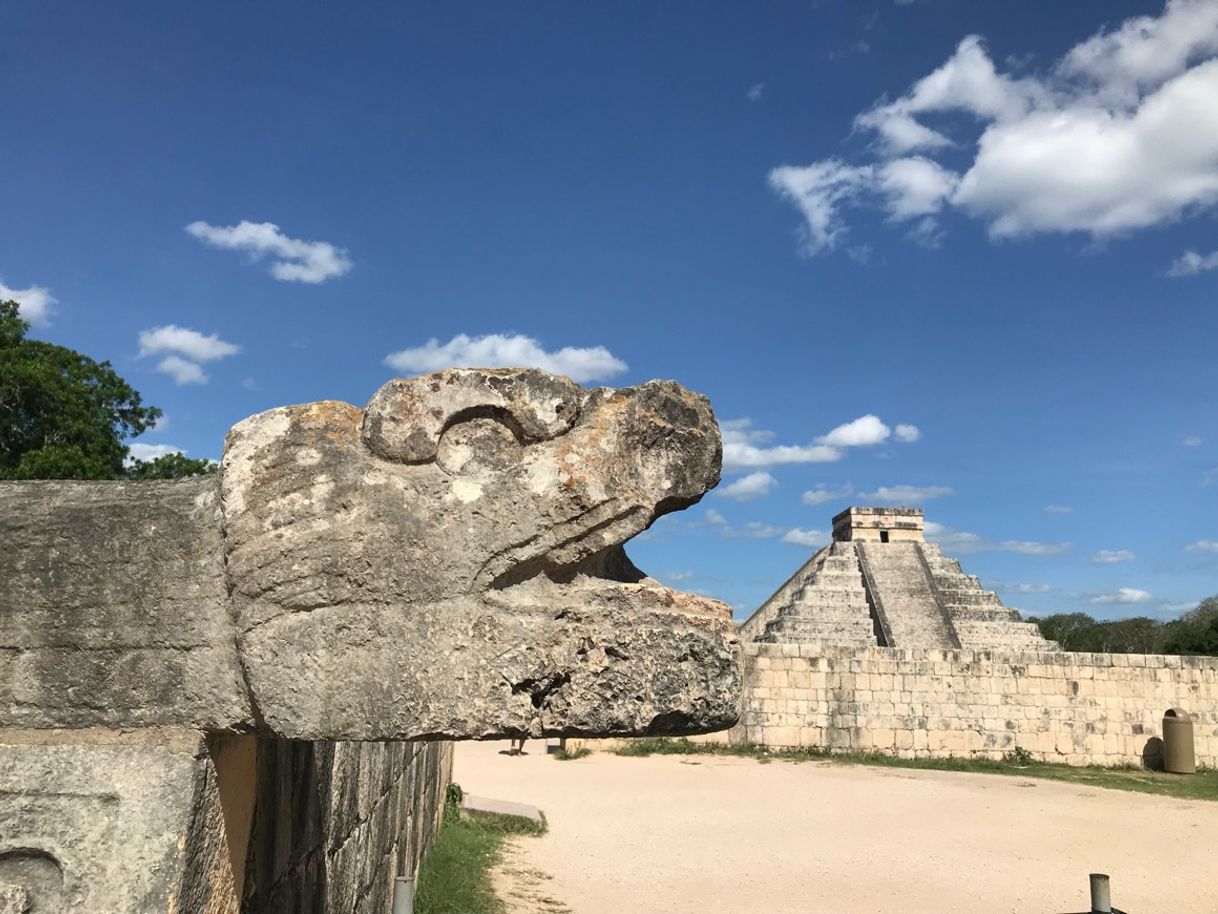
461,793 -> 545,825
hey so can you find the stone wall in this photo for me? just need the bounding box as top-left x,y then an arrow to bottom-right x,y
242,739 -> 453,914
712,643 -> 1218,766
0,732 -> 453,914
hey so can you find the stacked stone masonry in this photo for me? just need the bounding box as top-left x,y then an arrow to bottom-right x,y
759,543 -> 875,647
715,643 -> 1218,767
243,739 -> 453,914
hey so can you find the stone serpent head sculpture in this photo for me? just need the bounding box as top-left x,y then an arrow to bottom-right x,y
1,368 -> 741,742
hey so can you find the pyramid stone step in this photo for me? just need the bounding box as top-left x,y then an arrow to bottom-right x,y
778,608 -> 872,626
794,589 -> 868,605
765,619 -> 876,645
945,605 -> 1021,623
954,620 -> 1047,649
936,591 -> 1003,607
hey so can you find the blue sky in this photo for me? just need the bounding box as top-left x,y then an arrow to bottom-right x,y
3,0 -> 1215,621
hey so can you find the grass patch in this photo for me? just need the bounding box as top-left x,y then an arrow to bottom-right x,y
611,738 -> 1218,802
552,745 -> 593,761
414,785 -> 547,914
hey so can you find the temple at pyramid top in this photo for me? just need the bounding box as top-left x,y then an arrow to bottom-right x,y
831,506 -> 924,543
742,507 -> 1057,652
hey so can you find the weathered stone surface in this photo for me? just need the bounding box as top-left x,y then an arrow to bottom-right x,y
242,739 -> 452,914
0,730 -> 453,914
0,369 -> 740,741
222,370 -> 739,740
0,728 -> 238,913
0,479 -> 251,731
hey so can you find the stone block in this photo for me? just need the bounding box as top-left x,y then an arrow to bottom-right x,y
0,729 -> 238,914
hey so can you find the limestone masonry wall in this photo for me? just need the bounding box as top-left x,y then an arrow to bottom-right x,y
713,643 -> 1218,766
243,739 -> 453,914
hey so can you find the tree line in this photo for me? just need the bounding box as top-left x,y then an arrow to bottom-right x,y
1028,598 -> 1218,656
1,300 -> 214,480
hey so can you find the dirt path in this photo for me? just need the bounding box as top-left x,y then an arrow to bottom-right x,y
490,840 -> 572,914
456,740 -> 1217,914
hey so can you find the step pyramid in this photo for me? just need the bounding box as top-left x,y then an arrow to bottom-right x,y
741,507 -> 1058,651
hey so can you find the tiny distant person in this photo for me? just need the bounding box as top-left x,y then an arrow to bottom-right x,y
509,736 -> 527,756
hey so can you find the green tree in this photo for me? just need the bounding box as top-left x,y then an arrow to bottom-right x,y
126,451 -> 217,480
0,299 -> 210,480
1162,597 -> 1218,656
1029,612 -> 1102,651
1095,616 -> 1163,654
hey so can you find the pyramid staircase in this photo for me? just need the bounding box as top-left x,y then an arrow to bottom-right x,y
920,544 -> 1057,650
757,542 -> 877,647
855,541 -> 958,649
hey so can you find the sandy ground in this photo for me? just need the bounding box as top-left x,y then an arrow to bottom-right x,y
454,740 -> 1217,914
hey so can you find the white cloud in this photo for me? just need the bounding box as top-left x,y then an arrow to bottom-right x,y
827,41 -> 872,63
767,160 -> 874,255
802,483 -> 854,506
138,324 -> 240,386
1186,539 -> 1218,553
859,484 -> 954,503
126,443 -> 185,464
1044,504 -> 1074,514
783,528 -> 828,547
723,521 -> 784,539
139,325 -> 240,362
717,471 -> 776,501
156,355 -> 208,385
1183,434 -> 1203,446
925,520 -> 1071,556
0,279 -> 57,325
1001,540 -> 1073,556
996,582 -> 1053,595
186,220 -> 352,284
819,414 -> 890,447
1168,249 -> 1218,275
1058,0 -> 1218,102
747,82 -> 766,102
383,333 -> 627,384
721,418 -> 841,469
1159,600 -> 1201,615
877,157 -> 960,219
1092,548 -> 1135,564
924,521 -> 988,553
894,424 -> 921,442
1090,587 -> 1153,605
854,36 -> 1044,155
723,413 -> 916,471
696,508 -> 784,540
772,3 -> 1218,254
955,63 -> 1218,238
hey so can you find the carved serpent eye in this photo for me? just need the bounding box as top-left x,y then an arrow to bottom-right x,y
435,409 -> 524,478
361,368 -> 582,464
0,849 -> 63,913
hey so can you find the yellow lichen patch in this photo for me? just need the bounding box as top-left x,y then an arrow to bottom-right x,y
292,401 -> 361,444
